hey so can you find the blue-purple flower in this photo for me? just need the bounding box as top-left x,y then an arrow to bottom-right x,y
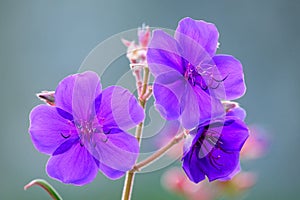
29,71 -> 144,185
182,106 -> 249,183
147,17 -> 246,129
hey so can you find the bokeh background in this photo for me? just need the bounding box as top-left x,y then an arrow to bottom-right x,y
0,0 -> 299,199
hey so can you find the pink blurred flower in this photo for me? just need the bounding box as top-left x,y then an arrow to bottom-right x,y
162,167 -> 215,200
217,171 -> 257,196
241,125 -> 270,159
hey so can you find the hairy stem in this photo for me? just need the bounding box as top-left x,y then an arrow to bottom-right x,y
132,131 -> 186,172
121,66 -> 149,200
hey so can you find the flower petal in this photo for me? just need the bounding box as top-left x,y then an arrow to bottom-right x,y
46,143 -> 98,186
219,117 -> 249,152
175,17 -> 219,58
193,85 -> 225,125
218,163 -> 241,181
97,86 -> 144,130
55,74 -> 76,115
29,105 -> 77,155
180,83 -> 200,129
55,71 -> 102,121
147,30 -> 184,76
99,163 -> 126,180
153,71 -> 186,121
87,130 -> 139,174
227,106 -> 247,121
72,71 -> 102,121
201,148 -> 240,181
212,55 -> 246,100
182,148 -> 206,183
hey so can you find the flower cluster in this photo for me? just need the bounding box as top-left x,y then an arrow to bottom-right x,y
147,17 -> 248,183
28,17 -> 252,199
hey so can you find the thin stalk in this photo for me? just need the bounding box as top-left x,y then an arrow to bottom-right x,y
132,131 -> 186,172
24,179 -> 62,200
121,66 -> 150,200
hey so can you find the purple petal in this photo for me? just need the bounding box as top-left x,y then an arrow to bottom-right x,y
193,85 -> 225,125
55,74 -> 75,115
182,148 -> 206,183
218,163 -> 241,181
201,148 -> 240,182
46,143 -> 98,186
99,163 -> 125,180
227,106 -> 247,121
55,71 -> 102,120
180,83 -> 200,129
52,137 -> 78,156
97,86 -> 144,130
219,117 -> 249,152
72,71 -> 102,121
175,17 -> 219,59
183,129 -> 198,157
153,71 -> 186,121
147,30 -> 184,76
29,105 -> 77,155
86,130 -> 139,174
212,55 -> 246,100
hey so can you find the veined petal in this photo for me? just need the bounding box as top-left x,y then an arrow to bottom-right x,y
29,105 -> 77,155
218,163 -> 241,181
55,71 -> 102,120
219,117 -> 249,152
55,74 -> 75,115
87,130 -> 139,173
193,85 -> 225,125
175,17 -> 219,58
212,55 -> 246,100
46,143 -> 98,186
99,163 -> 126,180
153,71 -> 186,121
97,86 -> 144,130
182,148 -> 206,183
72,71 -> 102,121
180,83 -> 200,129
201,148 -> 240,182
227,106 -> 247,121
147,30 -> 184,76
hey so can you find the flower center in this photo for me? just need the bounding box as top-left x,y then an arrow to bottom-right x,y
76,121 -> 96,135
184,62 -> 228,90
74,118 -> 107,147
195,128 -> 224,170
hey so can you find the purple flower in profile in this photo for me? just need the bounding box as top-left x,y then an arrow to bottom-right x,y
29,71 -> 144,185
182,108 -> 249,183
147,17 -> 246,129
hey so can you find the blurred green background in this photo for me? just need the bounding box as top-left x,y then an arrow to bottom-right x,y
0,0 -> 299,199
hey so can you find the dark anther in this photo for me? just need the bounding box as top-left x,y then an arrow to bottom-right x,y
210,82 -> 220,89
102,137 -> 109,143
212,73 -> 229,82
80,141 -> 84,147
60,132 -> 70,139
200,83 -> 208,90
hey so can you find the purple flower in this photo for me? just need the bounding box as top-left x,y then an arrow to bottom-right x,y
147,17 -> 246,129
29,71 -> 144,185
182,108 -> 249,183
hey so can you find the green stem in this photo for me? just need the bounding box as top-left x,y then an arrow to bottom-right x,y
24,179 -> 62,200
